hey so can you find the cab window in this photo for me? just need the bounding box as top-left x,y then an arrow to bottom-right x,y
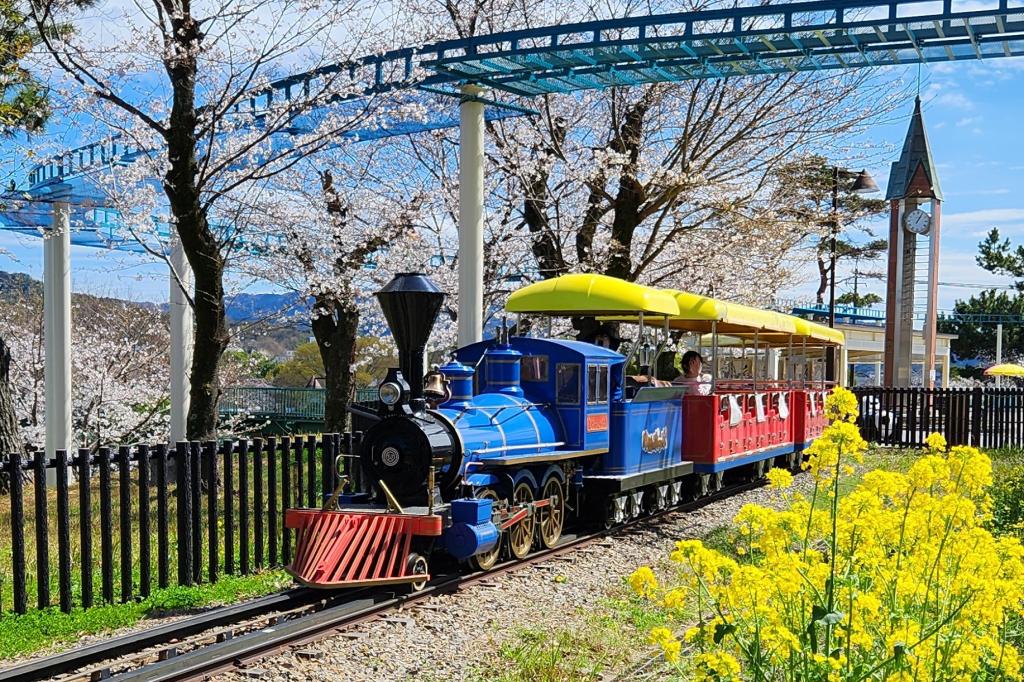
556,363 -> 580,404
587,364 -> 609,404
521,355 -> 549,382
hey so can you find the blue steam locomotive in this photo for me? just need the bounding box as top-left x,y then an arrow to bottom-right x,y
284,272 -> 838,589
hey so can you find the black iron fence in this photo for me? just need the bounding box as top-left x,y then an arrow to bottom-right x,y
2,433 -> 362,616
852,387 -> 1024,449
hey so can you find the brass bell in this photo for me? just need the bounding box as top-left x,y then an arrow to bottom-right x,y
423,367 -> 450,402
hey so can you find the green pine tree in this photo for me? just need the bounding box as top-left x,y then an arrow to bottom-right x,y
943,228 -> 1024,369
1,0 -> 49,135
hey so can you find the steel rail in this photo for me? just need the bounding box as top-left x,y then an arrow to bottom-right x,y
116,477 -> 772,682
0,588 -> 324,682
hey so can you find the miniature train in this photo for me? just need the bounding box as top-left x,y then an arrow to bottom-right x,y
284,272 -> 840,590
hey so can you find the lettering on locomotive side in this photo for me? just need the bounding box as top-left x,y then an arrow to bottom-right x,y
641,427 -> 668,454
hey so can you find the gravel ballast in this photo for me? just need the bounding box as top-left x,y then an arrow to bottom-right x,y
213,479 -> 811,682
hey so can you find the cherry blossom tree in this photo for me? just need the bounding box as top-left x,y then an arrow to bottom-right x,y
0,288 -> 171,449
27,0 -> 410,438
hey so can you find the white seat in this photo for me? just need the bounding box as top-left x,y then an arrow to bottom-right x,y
727,394 -> 743,426
754,393 -> 767,423
777,392 -> 790,420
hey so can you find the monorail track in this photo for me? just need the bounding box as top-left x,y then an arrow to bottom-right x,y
16,477 -> 769,682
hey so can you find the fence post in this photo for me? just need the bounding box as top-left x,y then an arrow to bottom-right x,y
239,439 -> 250,575
291,436 -> 303,509
34,449 -> 50,610
253,438 -> 264,570
138,444 -> 151,598
77,448 -> 93,608
10,455 -> 27,614
281,436 -> 291,564
56,449 -> 72,613
176,441 -> 192,586
99,446 -> 114,604
224,440 -> 234,575
205,441 -> 218,584
118,445 -> 133,602
156,443 -> 169,589
306,434 -> 316,507
321,433 -> 334,502
190,442 -> 201,584
267,437 -> 278,567
971,386 -> 983,447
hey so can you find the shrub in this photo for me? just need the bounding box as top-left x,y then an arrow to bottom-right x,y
990,466 -> 1024,541
630,388 -> 1024,681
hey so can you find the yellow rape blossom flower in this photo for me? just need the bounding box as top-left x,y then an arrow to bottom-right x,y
632,431 -> 1024,682
766,467 -> 793,489
648,626 -> 681,664
628,565 -> 657,597
925,431 -> 947,453
693,652 -> 741,681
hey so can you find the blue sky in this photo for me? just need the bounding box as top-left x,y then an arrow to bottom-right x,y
2,58 -> 1024,308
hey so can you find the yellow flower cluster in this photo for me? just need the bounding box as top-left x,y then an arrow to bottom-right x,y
630,388 -> 1024,680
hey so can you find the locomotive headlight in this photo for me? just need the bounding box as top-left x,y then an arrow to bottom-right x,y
379,381 -> 402,406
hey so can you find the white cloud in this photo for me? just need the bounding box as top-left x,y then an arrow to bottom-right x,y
923,83 -> 975,110
956,116 -> 980,127
942,208 -> 1024,229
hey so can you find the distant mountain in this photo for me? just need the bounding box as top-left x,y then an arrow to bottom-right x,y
224,292 -> 308,323
0,269 -> 309,324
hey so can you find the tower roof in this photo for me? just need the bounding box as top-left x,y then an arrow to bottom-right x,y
885,97 -> 943,201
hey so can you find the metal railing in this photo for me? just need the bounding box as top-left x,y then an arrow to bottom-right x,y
220,386 -> 379,421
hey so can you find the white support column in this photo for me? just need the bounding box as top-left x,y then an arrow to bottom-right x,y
997,322 -> 1004,388
44,202 -> 73,481
941,350 -> 950,388
458,85 -> 485,347
874,361 -> 883,386
170,236 -> 193,443
839,345 -> 849,387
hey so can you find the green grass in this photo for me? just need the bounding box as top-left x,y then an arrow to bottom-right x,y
472,591 -> 677,682
0,570 -> 290,659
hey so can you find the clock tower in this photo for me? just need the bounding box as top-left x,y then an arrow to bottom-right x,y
883,96 -> 943,388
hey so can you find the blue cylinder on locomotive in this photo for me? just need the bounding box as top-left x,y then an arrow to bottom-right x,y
435,345 -> 562,471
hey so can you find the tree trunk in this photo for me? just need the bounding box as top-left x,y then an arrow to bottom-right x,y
0,339 -> 23,494
605,100 -> 649,281
162,14 -> 229,441
816,254 -> 829,304
311,301 -> 359,434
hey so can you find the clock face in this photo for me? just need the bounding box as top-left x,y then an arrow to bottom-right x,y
904,208 -> 931,235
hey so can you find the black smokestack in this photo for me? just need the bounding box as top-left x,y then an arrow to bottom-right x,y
375,273 -> 445,403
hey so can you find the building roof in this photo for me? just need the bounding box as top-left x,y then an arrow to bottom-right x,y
885,96 -> 943,201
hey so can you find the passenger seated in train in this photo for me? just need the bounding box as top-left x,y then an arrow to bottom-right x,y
672,350 -> 712,395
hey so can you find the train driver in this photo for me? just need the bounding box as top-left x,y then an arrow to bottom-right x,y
673,350 -> 712,395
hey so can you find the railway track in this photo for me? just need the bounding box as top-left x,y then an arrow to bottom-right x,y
1,478 -> 768,682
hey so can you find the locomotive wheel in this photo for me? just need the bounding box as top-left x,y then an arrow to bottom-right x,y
537,478 -> 565,549
604,495 -> 625,529
406,552 -> 429,592
470,488 -> 503,571
507,482 -> 536,559
788,451 -> 802,472
691,474 -> 710,501
750,459 -> 767,482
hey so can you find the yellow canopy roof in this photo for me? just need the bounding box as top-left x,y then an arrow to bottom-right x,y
505,274 -> 680,316
984,363 -> 1024,377
602,291 -> 797,337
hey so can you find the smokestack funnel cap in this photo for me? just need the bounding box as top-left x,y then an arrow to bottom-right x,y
376,273 -> 446,400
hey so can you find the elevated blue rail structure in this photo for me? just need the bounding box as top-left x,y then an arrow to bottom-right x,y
22,0 -> 1024,193
7,0 -> 1024,449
